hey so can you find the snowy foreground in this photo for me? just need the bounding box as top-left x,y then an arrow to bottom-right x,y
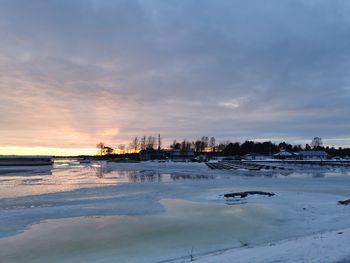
1,161 -> 350,262
193,228 -> 350,263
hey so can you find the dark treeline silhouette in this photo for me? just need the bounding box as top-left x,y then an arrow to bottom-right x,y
323,146 -> 350,157
170,136 -> 217,152
222,141 -> 302,156
220,141 -> 350,157
96,136 -> 350,158
168,138 -> 303,156
167,137 -> 350,157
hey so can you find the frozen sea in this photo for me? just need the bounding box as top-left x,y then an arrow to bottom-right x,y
1,160 -> 350,262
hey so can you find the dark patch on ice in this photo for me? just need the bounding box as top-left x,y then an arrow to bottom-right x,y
224,191 -> 275,198
338,199 -> 350,205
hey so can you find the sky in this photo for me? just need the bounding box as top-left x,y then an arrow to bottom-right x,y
1,0 -> 350,155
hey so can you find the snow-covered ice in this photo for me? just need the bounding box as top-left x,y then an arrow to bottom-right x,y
1,161 -> 350,262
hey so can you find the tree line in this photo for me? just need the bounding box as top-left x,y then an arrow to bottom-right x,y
96,136 -> 350,157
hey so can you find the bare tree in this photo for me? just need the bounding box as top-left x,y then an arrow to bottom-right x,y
117,144 -> 126,154
209,137 -> 216,152
170,140 -> 181,150
140,136 -> 146,151
103,146 -> 114,155
146,136 -> 156,150
96,142 -> 105,156
129,137 -> 140,153
96,142 -> 114,155
181,140 -> 192,152
311,137 -> 323,149
194,140 -> 202,152
201,136 -> 209,152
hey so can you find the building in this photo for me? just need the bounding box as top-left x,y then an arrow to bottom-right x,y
298,150 -> 329,160
273,151 -> 300,160
168,149 -> 195,162
139,149 -> 194,162
243,153 -> 271,160
139,150 -> 166,161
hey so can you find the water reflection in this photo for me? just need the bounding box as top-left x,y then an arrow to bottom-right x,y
0,199 -> 278,263
239,165 -> 350,178
89,162 -> 105,178
127,171 -> 216,183
0,161 -> 217,198
128,171 -> 161,183
1,160 -> 350,199
170,173 -> 215,181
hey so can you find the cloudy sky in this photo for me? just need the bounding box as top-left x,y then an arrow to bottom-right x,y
1,0 -> 350,154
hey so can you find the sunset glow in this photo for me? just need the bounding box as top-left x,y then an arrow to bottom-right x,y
0,146 -> 97,156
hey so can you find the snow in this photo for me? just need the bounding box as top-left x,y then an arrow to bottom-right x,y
1,161 -> 350,262
195,228 -> 350,263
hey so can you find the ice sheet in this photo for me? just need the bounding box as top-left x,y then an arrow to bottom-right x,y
1,161 -> 350,262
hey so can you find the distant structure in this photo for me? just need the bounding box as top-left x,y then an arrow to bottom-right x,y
273,151 -> 300,160
272,149 -> 329,161
298,150 -> 328,160
243,153 -> 271,161
139,149 -> 194,162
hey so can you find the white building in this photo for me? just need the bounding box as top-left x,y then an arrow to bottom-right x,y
298,151 -> 329,160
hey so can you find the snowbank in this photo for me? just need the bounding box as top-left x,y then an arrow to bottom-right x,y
195,228 -> 350,263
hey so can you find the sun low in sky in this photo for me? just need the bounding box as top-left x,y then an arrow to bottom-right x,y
1,0 -> 350,155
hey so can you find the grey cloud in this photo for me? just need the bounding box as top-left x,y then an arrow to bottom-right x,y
0,0 -> 350,147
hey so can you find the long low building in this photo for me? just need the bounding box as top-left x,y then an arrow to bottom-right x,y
298,150 -> 329,160
0,156 -> 53,166
271,150 -> 329,160
139,149 -> 194,162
